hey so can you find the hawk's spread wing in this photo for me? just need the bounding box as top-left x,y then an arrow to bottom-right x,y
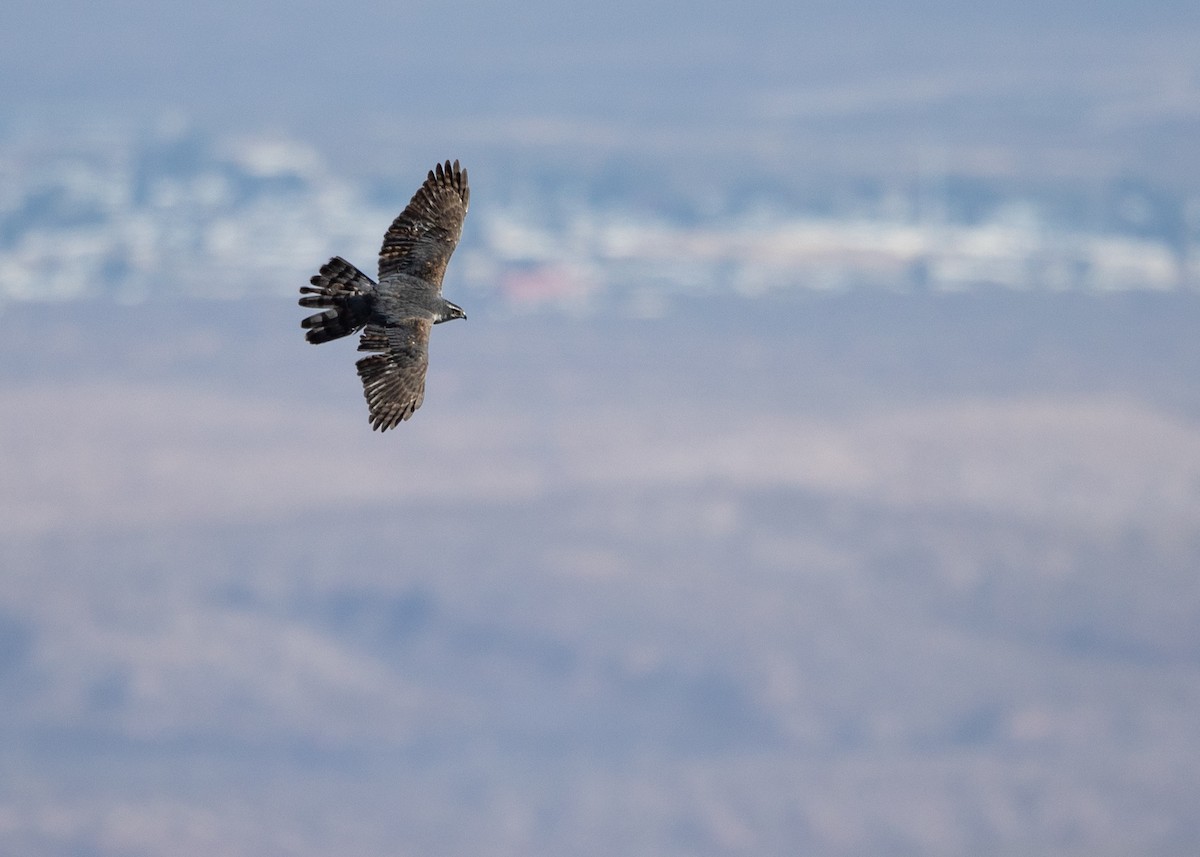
378,160 -> 470,285
355,319 -> 432,430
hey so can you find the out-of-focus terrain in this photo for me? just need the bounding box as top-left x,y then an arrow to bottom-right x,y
2,293 -> 1198,856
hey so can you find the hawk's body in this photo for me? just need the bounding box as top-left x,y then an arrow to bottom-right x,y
299,160 -> 469,430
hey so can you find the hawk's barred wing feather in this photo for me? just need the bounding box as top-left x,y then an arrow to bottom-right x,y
355,320 -> 432,430
378,160 -> 469,285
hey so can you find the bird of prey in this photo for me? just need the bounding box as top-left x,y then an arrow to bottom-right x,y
299,160 -> 469,430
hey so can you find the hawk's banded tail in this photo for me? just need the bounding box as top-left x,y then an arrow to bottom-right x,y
299,257 -> 375,344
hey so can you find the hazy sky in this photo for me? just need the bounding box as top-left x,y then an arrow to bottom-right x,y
3,1 -> 1200,191
6,0 -> 1199,131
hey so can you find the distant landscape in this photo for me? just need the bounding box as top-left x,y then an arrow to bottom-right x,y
2,290 -> 1199,856
3,0 -> 1200,852
1,119 -> 1198,315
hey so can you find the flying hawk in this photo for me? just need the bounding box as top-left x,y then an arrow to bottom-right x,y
299,160 -> 469,430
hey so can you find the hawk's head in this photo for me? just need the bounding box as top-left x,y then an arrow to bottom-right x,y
435,299 -> 467,324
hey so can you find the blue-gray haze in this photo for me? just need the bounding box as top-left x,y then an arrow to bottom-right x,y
2,1 -> 1200,855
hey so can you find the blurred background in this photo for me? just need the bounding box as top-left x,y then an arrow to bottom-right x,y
3,1 -> 1200,854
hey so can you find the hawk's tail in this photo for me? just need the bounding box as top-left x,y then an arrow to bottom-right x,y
299,257 -> 375,344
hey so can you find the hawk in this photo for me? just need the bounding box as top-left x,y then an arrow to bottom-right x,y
299,160 -> 469,430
